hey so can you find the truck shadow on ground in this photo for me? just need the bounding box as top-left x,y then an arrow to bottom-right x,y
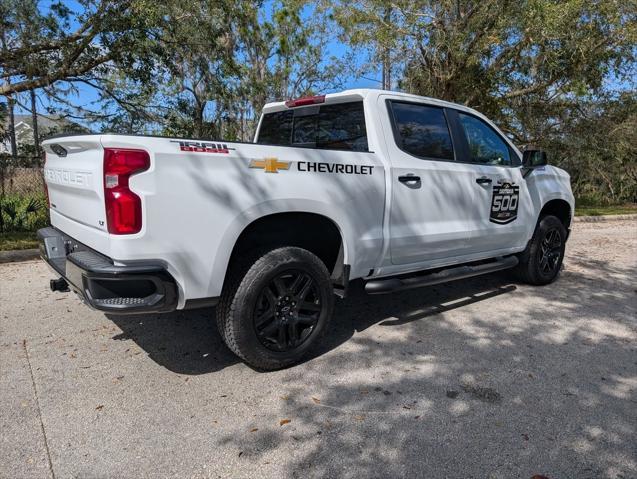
106,271 -> 518,375
104,254 -> 636,477
214,256 -> 636,478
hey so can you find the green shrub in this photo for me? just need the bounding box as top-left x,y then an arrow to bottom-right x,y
0,194 -> 49,232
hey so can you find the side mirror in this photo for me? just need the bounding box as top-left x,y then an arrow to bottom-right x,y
522,149 -> 548,168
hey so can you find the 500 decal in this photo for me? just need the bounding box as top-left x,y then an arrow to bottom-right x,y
490,183 -> 519,224
170,140 -> 235,154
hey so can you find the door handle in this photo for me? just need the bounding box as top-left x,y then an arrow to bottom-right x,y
476,177 -> 492,185
398,175 -> 421,184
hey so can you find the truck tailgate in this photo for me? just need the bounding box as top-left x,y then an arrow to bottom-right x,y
43,136 -> 107,232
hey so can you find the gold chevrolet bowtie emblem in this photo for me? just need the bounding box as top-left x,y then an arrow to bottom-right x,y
249,157 -> 290,173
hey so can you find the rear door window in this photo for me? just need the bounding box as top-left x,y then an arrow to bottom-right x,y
257,101 -> 368,152
388,101 -> 454,161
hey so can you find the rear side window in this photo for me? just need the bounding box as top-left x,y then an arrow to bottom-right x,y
457,113 -> 511,166
257,110 -> 293,145
389,102 -> 454,160
257,101 -> 368,152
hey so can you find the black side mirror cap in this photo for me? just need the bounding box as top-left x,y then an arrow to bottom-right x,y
522,149 -> 548,168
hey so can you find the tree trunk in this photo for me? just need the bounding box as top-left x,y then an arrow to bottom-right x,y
193,101 -> 205,139
30,88 -> 40,159
7,95 -> 17,159
381,6 -> 391,90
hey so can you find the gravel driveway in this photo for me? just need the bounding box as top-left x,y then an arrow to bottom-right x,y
1,219 -> 636,479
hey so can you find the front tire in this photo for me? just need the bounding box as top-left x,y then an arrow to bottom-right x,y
516,214 -> 567,285
216,247 -> 334,370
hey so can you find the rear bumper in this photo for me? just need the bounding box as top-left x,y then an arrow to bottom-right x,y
37,227 -> 178,314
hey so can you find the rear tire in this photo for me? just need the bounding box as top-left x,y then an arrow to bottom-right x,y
516,214 -> 567,285
216,247 -> 334,370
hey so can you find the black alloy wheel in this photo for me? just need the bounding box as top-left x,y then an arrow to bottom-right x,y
216,246 -> 334,370
253,270 -> 322,352
515,214 -> 567,285
538,227 -> 562,276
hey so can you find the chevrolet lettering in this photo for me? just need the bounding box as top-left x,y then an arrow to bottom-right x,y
297,162 -> 373,175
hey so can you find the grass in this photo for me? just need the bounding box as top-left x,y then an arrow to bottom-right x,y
575,204 -> 637,217
0,231 -> 39,251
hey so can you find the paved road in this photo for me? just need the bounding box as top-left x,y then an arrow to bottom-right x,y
1,220 -> 636,479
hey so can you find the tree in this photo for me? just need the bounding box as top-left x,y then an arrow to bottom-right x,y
159,0 -> 347,140
95,0 -> 347,141
0,0 -> 167,97
154,0 -> 239,139
546,92 -> 637,204
333,0 -> 636,203
334,0 -> 635,121
236,0 -> 346,112
330,0 -> 401,89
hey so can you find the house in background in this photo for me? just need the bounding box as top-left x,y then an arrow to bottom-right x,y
1,114 -> 87,155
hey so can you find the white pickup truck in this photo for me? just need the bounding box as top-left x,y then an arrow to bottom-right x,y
39,89 -> 574,369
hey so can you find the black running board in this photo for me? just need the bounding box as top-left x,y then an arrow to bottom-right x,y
364,256 -> 519,295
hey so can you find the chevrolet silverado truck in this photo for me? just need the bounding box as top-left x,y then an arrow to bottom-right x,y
38,89 -> 574,370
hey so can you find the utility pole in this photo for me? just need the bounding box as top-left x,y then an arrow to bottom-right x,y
30,88 -> 40,158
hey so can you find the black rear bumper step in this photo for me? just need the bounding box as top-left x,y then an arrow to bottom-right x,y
37,227 -> 178,314
364,256 -> 519,295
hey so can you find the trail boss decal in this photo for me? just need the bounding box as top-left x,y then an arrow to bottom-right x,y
490,181 -> 519,224
171,140 -> 234,154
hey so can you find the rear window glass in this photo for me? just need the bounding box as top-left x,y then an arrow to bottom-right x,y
257,101 -> 368,152
257,110 -> 293,146
390,102 -> 454,160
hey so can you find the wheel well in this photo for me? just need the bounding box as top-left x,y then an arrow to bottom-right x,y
540,199 -> 571,228
229,212 -> 344,276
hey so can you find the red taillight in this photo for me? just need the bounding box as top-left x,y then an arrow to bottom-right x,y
103,148 -> 150,235
284,95 -> 325,108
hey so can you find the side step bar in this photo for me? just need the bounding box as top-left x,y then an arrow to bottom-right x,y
364,256 -> 519,295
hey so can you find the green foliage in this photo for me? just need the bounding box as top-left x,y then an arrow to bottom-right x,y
0,231 -> 38,251
95,0 -> 347,140
332,0 -> 637,205
0,0 -> 170,96
542,92 -> 637,205
0,194 -> 49,232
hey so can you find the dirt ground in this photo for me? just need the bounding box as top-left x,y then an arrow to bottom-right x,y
1,219 -> 635,479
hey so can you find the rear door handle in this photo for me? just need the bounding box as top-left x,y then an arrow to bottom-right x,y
398,175 -> 421,184
476,177 -> 492,185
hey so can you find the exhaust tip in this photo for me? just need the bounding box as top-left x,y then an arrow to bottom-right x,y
50,278 -> 69,292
